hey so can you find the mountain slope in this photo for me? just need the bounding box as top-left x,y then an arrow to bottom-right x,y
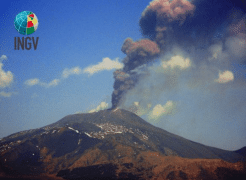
45,109 -> 244,162
0,109 -> 245,179
235,147 -> 246,157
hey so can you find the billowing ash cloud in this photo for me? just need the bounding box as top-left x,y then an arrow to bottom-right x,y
140,0 -> 246,50
121,38 -> 160,71
111,0 -> 195,109
140,0 -> 195,48
111,0 -> 246,111
111,38 -> 160,108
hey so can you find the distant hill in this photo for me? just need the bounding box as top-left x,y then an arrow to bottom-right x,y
0,109 -> 245,179
235,147 -> 246,157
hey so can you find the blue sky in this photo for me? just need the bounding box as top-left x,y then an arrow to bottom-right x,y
0,0 -> 245,151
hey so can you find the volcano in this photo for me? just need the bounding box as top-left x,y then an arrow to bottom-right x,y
0,109 -> 245,179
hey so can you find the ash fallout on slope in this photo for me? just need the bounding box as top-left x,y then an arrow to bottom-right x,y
111,0 -> 246,109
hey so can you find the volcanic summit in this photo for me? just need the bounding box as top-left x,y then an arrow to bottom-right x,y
0,109 -> 245,179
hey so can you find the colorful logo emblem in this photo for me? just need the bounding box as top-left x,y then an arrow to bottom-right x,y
14,11 -> 38,35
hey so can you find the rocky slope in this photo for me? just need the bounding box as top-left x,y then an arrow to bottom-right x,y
0,109 -> 245,179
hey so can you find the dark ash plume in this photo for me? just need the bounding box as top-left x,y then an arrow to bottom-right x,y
122,38 -> 160,71
140,0 -> 195,48
140,0 -> 246,49
110,0 -> 195,109
111,38 -> 160,109
110,0 -> 196,109
111,0 -> 246,109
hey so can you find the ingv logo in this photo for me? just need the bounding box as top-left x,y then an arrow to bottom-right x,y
14,11 -> 39,50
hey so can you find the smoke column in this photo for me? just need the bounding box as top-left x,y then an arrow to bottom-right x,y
111,38 -> 160,108
111,0 -> 195,109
